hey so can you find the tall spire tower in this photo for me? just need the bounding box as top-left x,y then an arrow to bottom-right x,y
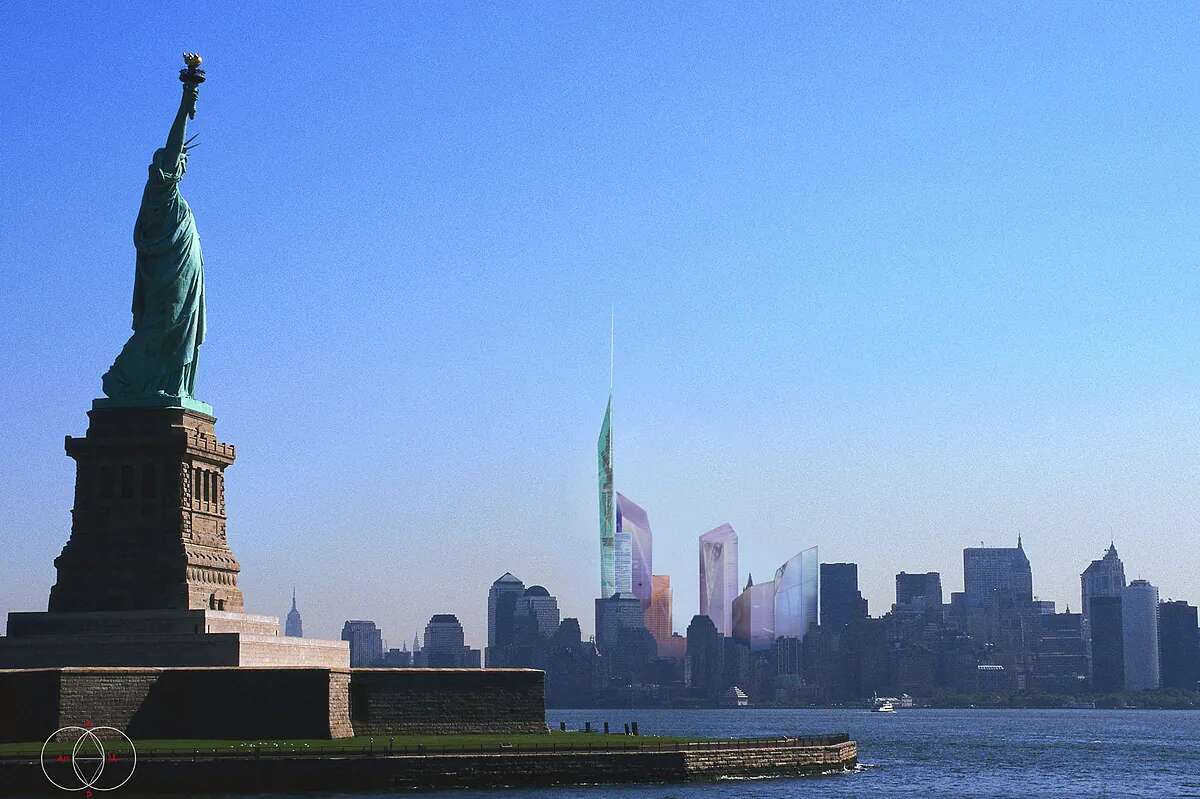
598,310 -> 616,598
284,585 -> 303,637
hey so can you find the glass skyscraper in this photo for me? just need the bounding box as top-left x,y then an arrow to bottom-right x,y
774,546 -> 818,641
598,396 -> 616,598
732,575 -> 776,652
699,523 -> 738,636
617,492 -> 652,608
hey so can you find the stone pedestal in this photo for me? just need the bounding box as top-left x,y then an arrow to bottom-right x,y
0,405 -> 350,671
0,610 -> 349,668
50,406 -> 243,613
0,403 -> 541,740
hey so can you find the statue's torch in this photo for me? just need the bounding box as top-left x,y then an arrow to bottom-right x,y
179,52 -> 205,119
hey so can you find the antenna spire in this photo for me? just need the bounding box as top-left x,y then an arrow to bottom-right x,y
609,306 -> 614,392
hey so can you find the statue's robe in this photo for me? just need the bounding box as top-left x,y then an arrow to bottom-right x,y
102,154 -> 206,401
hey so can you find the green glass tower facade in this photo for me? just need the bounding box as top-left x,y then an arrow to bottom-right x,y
598,395 -> 615,598
595,395 -> 614,595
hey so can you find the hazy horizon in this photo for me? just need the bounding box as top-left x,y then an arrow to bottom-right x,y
2,4 -> 1198,648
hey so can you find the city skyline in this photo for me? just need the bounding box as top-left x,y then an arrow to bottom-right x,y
4,5 -> 1200,649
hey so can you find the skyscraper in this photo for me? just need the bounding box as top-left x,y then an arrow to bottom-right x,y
645,574 -> 673,647
284,586 -> 303,638
1158,600 -> 1199,691
1121,579 -> 1160,691
617,492 -> 652,610
685,614 -> 724,696
732,574 -> 776,652
699,524 -> 738,636
1030,612 -> 1087,694
598,397 -> 617,598
895,571 -> 943,610
962,538 -> 1033,607
341,620 -> 383,667
487,572 -> 525,665
594,592 -> 644,656
820,563 -> 868,628
513,585 -> 561,639
1089,595 -> 1124,692
774,547 -> 818,641
1081,543 -> 1126,627
423,614 -> 480,668
1080,542 -> 1127,685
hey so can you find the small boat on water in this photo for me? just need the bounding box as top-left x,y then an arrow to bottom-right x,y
872,701 -> 896,713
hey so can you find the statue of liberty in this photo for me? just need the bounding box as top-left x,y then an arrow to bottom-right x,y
100,54 -> 211,414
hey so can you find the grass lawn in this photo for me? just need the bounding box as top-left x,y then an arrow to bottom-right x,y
0,731 -> 716,759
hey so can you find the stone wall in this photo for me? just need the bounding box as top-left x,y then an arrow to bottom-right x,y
0,667 -> 343,742
328,670 -> 353,738
0,667 -> 546,742
349,668 -> 546,735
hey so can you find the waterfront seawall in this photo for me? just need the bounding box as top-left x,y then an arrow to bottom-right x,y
0,738 -> 857,794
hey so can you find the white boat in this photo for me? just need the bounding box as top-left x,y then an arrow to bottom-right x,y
872,701 -> 896,713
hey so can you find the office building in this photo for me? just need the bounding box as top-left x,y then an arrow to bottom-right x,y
513,585 -> 561,639
1158,600 -> 1199,691
1030,612 -> 1087,694
685,614 -> 724,696
1121,580 -> 1160,691
1080,542 -> 1127,686
963,538 -> 1033,607
1089,595 -> 1124,692
775,547 -> 818,642
617,492 -> 653,610
423,613 -> 481,668
486,572 -> 525,665
732,574 -> 776,652
284,587 -> 303,638
645,574 -> 673,647
820,563 -> 868,628
341,619 -> 383,667
488,572 -> 525,646
895,571 -> 943,610
699,523 -> 739,636
1081,542 -> 1126,625
594,592 -> 644,656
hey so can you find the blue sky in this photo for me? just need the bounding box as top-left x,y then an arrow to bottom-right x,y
2,4 -> 1198,646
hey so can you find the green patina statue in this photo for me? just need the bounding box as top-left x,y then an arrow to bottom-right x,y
99,54 -> 212,415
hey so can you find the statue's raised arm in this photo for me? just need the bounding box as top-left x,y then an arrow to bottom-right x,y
98,54 -> 211,416
162,82 -> 199,168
